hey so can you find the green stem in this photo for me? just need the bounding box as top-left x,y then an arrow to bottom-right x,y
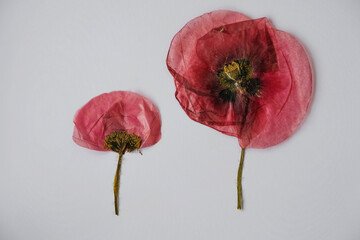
237,148 -> 245,210
114,153 -> 123,215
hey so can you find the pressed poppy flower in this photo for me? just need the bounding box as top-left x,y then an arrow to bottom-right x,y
167,10 -> 312,210
73,91 -> 161,215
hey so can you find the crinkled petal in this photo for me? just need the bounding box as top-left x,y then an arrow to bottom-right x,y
246,30 -> 312,148
167,10 -> 312,149
196,18 -> 278,73
73,91 -> 161,151
167,10 -> 250,94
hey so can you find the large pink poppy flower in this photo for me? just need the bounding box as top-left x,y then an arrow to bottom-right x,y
73,91 -> 161,215
167,10 -> 312,210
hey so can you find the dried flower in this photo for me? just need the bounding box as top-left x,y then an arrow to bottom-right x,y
167,10 -> 312,209
73,91 -> 161,214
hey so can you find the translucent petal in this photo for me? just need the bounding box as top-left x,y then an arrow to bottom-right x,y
167,10 -> 312,148
73,91 -> 161,151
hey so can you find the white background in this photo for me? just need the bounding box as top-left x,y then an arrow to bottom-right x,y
1,0 -> 360,239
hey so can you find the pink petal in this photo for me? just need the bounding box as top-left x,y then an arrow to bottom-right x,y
73,91 -> 161,151
196,18 -> 278,74
167,10 -> 250,92
167,10 -> 312,149
246,30 -> 312,148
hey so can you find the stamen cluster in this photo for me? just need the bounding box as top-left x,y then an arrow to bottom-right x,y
104,131 -> 142,153
217,59 -> 261,102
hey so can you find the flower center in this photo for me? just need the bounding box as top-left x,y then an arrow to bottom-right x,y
104,131 -> 142,153
217,59 -> 261,102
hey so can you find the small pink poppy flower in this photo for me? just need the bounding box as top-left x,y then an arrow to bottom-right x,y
167,10 -> 312,210
73,91 -> 161,215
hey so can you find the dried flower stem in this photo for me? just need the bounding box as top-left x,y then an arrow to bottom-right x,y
114,153 -> 123,215
237,148 -> 245,210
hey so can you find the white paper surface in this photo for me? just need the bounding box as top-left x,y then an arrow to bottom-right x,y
0,0 -> 359,239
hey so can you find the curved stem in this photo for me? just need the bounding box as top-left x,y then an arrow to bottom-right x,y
237,148 -> 245,210
114,153 -> 123,215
